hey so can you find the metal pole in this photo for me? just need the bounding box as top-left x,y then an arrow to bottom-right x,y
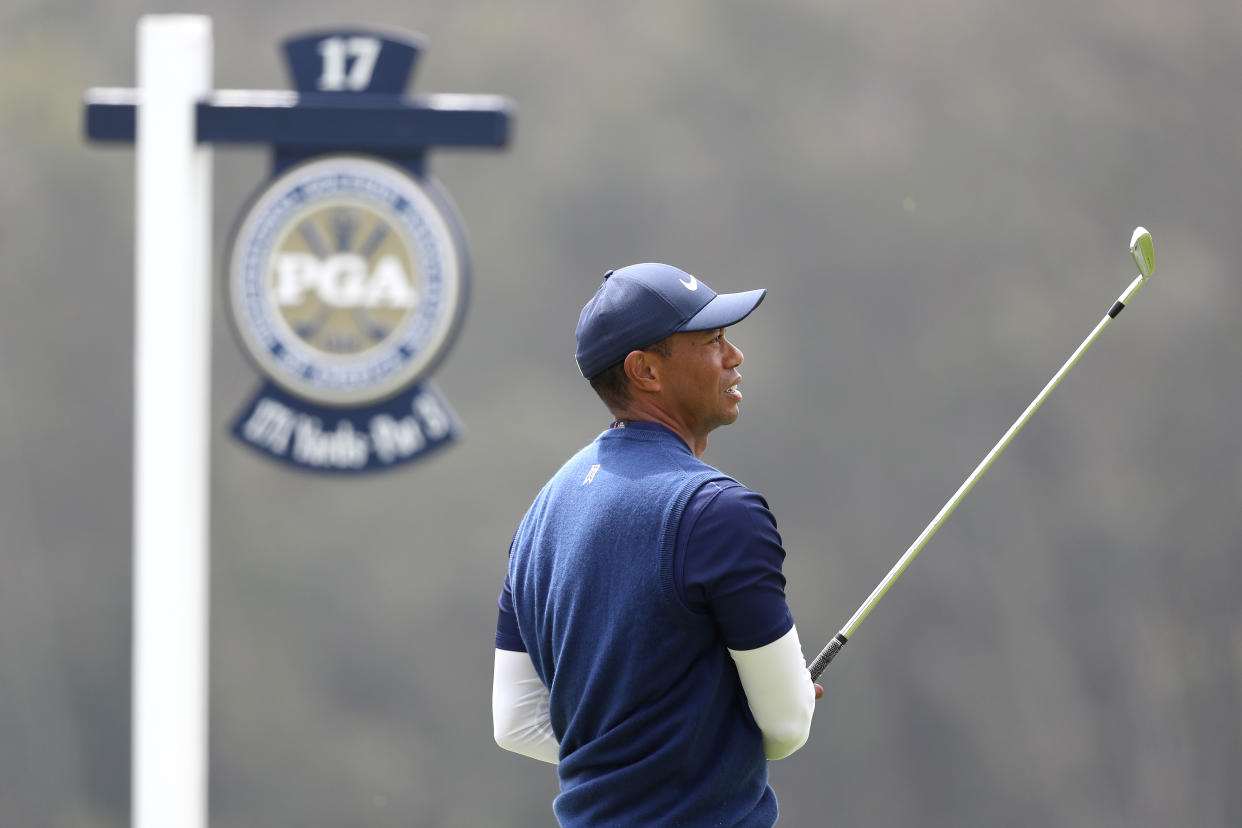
810,228 -> 1152,680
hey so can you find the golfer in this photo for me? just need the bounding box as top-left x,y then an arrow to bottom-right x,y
493,263 -> 821,827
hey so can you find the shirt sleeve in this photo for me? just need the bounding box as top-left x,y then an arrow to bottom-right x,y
493,648 -> 560,764
675,481 -> 794,651
729,625 -> 816,759
494,574 -> 526,652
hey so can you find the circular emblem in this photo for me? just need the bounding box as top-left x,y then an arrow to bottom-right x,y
227,155 -> 466,406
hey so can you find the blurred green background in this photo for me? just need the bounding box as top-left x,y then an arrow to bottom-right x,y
2,1 -> 1239,825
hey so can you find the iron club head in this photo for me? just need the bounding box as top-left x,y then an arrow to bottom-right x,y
1130,227 -> 1154,280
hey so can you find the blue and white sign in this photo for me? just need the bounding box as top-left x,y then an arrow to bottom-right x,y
229,27 -> 507,472
227,151 -> 472,473
228,155 -> 466,407
87,26 -> 510,473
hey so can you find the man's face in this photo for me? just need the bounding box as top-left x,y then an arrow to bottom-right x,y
653,327 -> 745,439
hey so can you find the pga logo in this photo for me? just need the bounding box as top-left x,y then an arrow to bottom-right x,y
273,252 -> 418,310
228,154 -> 466,408
226,153 -> 469,473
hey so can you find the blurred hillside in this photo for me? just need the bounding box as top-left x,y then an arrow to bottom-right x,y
1,1 -> 1239,826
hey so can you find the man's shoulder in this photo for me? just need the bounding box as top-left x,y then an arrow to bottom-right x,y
690,477 -> 769,511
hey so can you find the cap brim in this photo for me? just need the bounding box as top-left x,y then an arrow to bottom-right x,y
678,288 -> 766,332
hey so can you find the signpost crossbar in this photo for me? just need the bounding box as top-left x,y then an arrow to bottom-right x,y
85,89 -> 512,148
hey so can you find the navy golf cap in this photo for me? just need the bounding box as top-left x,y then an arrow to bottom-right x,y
574,263 -> 766,379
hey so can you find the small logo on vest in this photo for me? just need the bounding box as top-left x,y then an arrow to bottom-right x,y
583,464 -> 601,485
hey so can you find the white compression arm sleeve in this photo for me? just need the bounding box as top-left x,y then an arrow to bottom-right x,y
492,649 -> 560,764
729,624 -> 817,760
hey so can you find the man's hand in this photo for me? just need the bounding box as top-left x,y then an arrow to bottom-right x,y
814,683 -> 824,700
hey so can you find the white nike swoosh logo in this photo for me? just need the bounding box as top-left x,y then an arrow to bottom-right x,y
679,275 -> 699,291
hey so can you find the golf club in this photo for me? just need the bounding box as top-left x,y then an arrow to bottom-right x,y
809,227 -> 1155,681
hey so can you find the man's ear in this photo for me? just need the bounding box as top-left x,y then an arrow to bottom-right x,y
623,350 -> 661,392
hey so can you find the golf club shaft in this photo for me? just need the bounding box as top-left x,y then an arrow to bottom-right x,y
809,268 -> 1148,681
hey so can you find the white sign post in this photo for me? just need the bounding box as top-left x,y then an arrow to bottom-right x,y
131,15 -> 212,828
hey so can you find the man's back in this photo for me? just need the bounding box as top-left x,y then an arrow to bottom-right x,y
508,425 -> 776,827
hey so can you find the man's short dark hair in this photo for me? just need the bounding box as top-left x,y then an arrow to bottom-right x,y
588,339 -> 671,413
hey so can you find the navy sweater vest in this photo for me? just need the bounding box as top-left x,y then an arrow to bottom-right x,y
509,426 -> 777,827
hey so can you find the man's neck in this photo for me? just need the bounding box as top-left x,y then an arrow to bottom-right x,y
609,405 -> 707,457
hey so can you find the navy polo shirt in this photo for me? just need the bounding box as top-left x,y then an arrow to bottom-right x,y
495,421 -> 793,654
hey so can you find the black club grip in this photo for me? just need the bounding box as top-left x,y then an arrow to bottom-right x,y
809,633 -> 848,681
